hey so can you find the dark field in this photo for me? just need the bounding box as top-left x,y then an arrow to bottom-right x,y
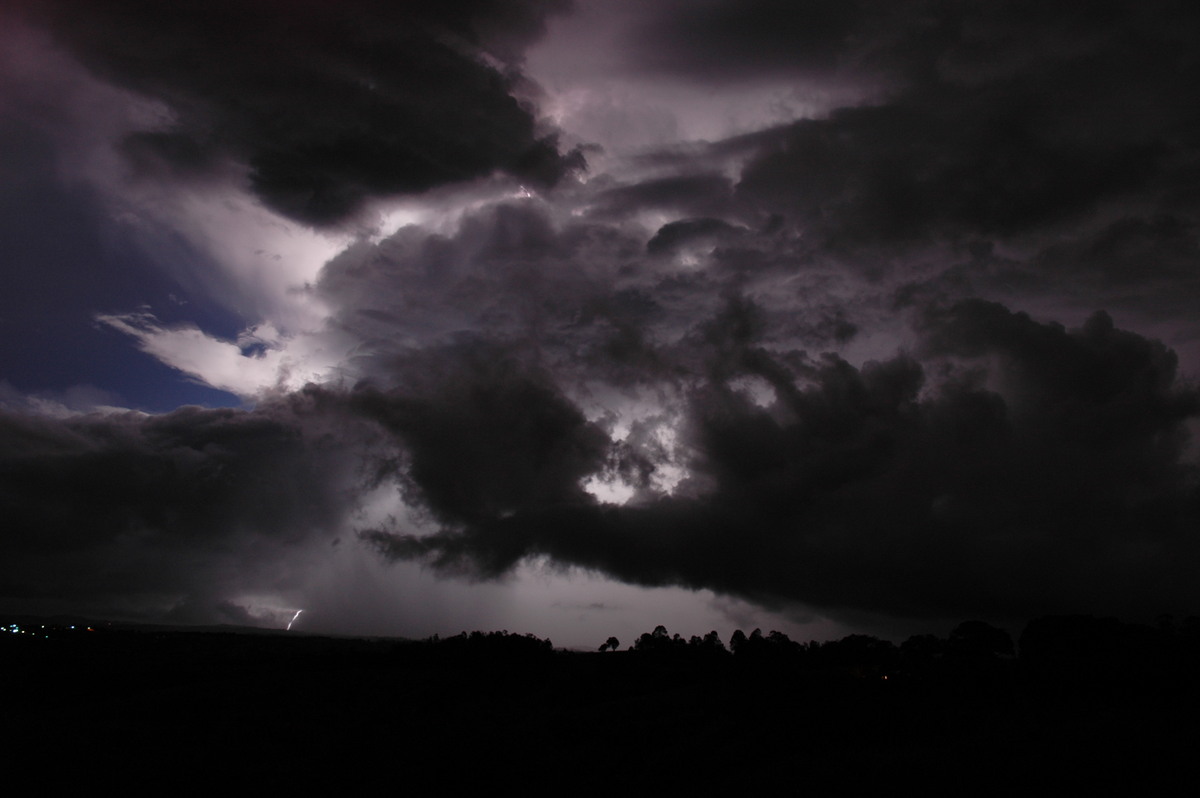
5,617 -> 1198,793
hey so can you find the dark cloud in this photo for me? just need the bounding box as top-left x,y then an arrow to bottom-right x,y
314,196 -> 861,392
174,2 -> 1200,628
918,300 -> 1199,466
586,173 -> 736,221
619,0 -> 1197,258
348,342 -> 611,529
627,0 -> 880,84
736,98 -> 1164,246
1037,215 -> 1200,285
0,393 -> 372,620
628,0 -> 1200,101
646,217 -> 745,256
364,300 -> 1200,624
1028,216 -> 1200,325
317,201 -> 646,371
17,0 -> 578,226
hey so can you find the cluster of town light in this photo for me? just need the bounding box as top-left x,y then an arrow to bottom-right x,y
4,623 -> 47,638
3,623 -> 94,638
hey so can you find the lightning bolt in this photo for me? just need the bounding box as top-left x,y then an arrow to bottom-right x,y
286,609 -> 303,631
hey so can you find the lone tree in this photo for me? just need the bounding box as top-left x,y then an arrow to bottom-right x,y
599,636 -> 620,652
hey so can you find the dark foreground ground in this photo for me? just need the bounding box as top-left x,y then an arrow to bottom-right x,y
4,616 -> 1199,793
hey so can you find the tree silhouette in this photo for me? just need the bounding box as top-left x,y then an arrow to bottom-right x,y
948,620 -> 1014,660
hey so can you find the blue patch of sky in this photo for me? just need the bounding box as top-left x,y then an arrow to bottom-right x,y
0,117 -> 245,412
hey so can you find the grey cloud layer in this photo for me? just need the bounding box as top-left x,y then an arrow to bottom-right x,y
0,394 -> 378,620
3,0 -> 1200,630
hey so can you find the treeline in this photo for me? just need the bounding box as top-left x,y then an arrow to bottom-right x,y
599,615 -> 1200,691
404,628 -> 556,661
615,619 -> 1015,670
381,613 -> 1200,704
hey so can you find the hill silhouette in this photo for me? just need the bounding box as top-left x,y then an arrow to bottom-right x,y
4,614 -> 1199,791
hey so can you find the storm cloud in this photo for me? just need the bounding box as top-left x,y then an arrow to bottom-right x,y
13,0 -> 580,226
3,0 -> 1200,640
0,392 -> 376,621
363,300 -> 1200,623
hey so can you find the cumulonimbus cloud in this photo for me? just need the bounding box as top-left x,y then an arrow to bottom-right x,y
4,0 -> 1200,636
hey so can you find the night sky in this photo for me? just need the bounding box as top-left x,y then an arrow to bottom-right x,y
2,0 -> 1198,648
